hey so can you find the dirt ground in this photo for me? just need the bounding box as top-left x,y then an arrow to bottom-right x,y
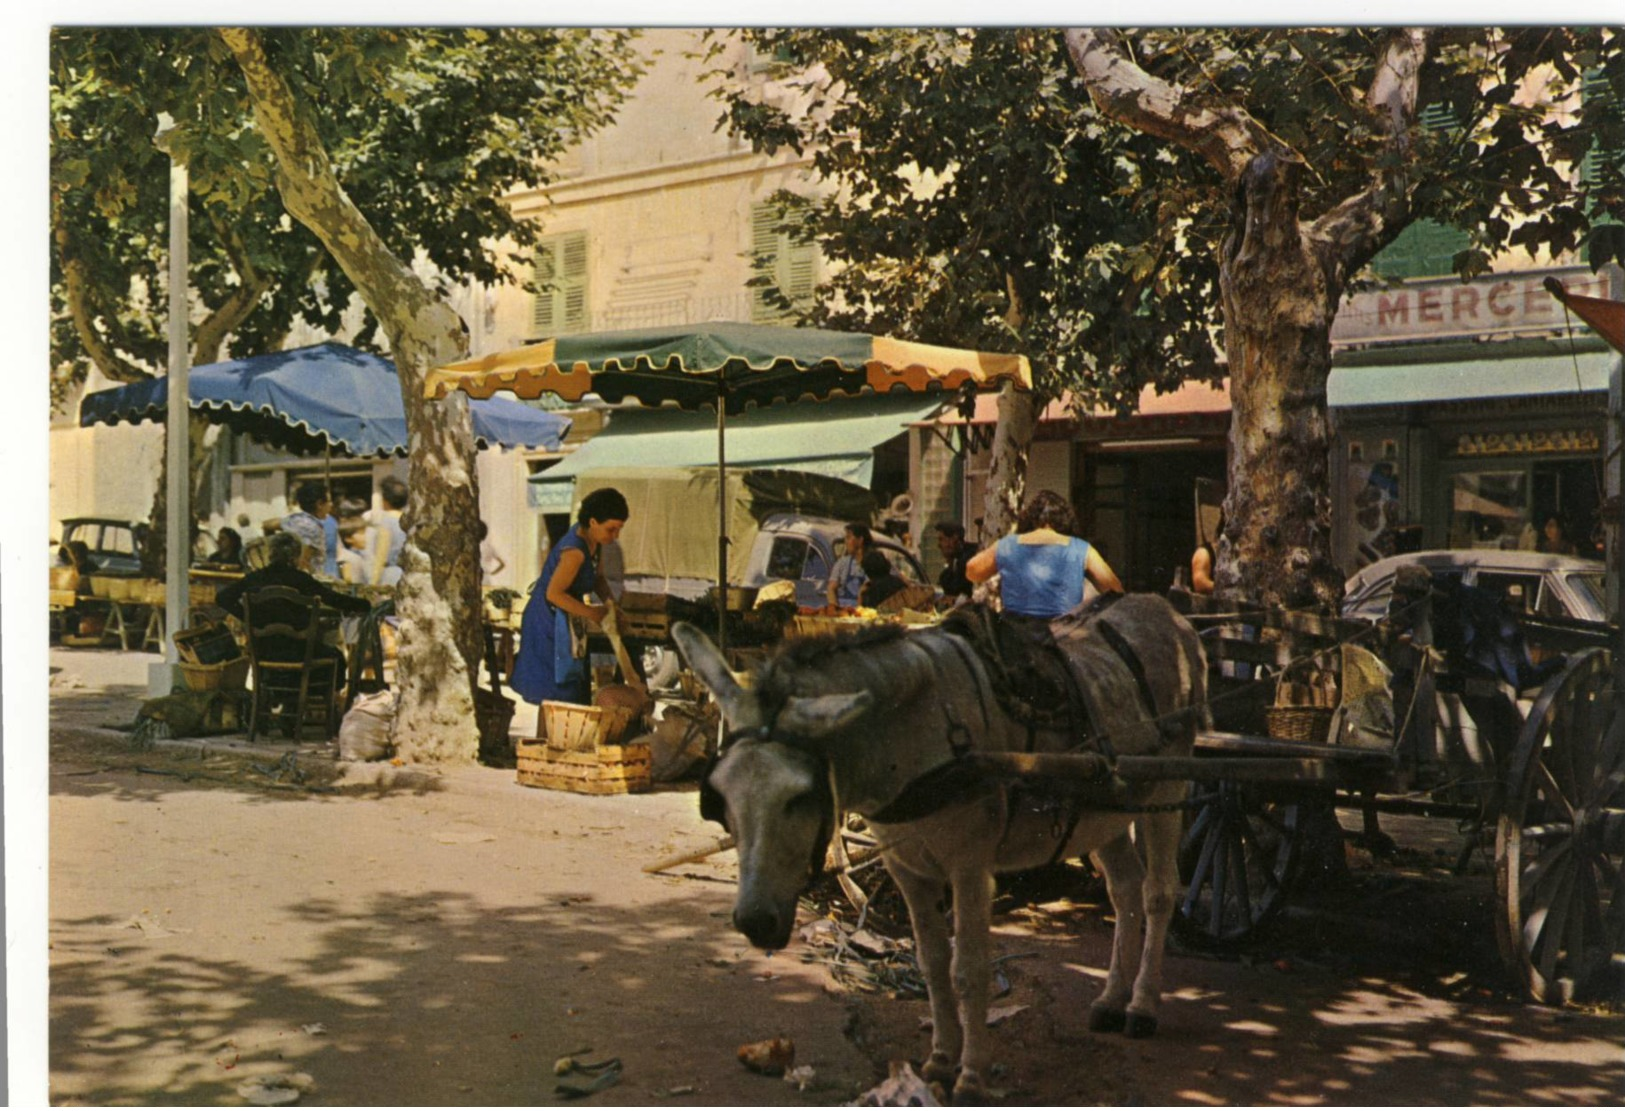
42,648 -> 1625,1106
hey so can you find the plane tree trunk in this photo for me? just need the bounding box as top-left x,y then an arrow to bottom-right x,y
222,26 -> 483,764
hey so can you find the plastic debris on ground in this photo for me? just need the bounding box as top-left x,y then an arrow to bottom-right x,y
852,1060 -> 942,1107
237,1072 -> 316,1106
553,1055 -> 623,1099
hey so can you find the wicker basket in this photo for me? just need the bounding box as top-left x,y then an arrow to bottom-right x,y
541,700 -> 637,753
179,657 -> 250,692
1264,705 -> 1334,745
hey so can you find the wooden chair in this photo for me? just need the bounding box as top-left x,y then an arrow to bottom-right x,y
241,586 -> 344,743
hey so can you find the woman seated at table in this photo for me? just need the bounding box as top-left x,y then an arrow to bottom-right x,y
510,487 -> 629,711
217,532 -> 371,666
196,526 -> 245,570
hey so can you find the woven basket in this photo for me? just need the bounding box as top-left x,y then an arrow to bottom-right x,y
179,657 -> 250,692
1264,705 -> 1334,745
542,700 -> 637,753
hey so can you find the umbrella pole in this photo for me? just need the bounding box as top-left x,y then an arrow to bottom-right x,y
716,385 -> 728,656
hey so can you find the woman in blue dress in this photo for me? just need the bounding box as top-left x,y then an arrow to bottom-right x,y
511,488 -> 630,712
964,489 -> 1122,618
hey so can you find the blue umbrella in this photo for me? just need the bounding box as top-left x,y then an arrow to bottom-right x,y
79,341 -> 570,456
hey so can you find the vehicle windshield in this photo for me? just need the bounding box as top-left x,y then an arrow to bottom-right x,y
1569,570 -> 1607,618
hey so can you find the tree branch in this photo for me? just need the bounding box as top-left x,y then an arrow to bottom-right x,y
217,27 -> 448,342
54,203 -> 152,385
1310,29 -> 1430,270
1064,28 -> 1280,181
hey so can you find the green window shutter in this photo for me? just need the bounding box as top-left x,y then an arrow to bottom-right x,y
1371,103 -> 1470,280
531,231 -> 589,336
1582,68 -> 1622,196
749,202 -> 817,324
1372,218 -> 1473,280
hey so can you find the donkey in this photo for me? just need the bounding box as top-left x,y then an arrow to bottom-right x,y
674,593 -> 1207,1103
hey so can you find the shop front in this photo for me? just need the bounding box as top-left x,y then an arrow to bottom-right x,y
1328,264 -> 1622,576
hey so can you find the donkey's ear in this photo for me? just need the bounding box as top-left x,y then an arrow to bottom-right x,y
778,691 -> 873,738
672,622 -> 762,729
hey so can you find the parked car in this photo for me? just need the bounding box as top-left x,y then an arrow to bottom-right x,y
56,517 -> 148,577
1342,549 -> 1607,624
740,514 -> 925,610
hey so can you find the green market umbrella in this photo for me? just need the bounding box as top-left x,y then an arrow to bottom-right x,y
426,321 -> 1032,645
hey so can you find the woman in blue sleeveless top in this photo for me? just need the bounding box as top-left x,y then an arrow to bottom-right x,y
963,489 -> 1122,617
511,488 -> 630,709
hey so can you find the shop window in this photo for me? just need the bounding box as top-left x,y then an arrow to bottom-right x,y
1347,456 -> 1404,564
1449,470 -> 1528,550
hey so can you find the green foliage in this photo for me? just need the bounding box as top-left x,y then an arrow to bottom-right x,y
707,28 -> 1623,409
50,27 -> 644,409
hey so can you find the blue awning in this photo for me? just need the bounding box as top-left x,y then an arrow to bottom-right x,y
1328,349 -> 1620,408
529,393 -> 944,511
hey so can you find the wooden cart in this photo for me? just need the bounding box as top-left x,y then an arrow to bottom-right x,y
1158,595 -> 1623,1006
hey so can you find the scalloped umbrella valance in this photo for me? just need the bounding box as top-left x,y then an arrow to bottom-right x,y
80,341 -> 570,457
423,321 -> 1031,412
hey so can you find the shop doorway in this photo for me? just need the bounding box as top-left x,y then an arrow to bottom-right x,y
1076,449 -> 1227,592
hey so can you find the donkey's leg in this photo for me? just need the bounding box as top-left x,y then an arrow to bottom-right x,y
1087,830 -> 1146,1034
947,868 -> 996,1103
888,859 -> 960,1087
1122,807 -> 1183,1039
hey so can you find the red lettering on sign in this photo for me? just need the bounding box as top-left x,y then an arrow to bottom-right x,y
1487,282 -> 1516,316
1418,289 -> 1443,322
1525,282 -> 1553,316
1377,292 -> 1410,326
1450,286 -> 1480,320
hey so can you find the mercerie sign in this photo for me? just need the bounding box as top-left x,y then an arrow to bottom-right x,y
1331,265 -> 1617,348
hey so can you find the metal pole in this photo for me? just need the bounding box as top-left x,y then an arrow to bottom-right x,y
716,381 -> 729,656
159,118 -> 190,669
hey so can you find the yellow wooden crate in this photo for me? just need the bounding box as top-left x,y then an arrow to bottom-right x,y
515,740 -> 652,794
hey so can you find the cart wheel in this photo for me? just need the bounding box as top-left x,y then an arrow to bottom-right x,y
1173,779 -> 1301,947
1495,647 -> 1625,1004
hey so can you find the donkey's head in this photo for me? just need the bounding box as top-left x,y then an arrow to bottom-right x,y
673,622 -> 872,950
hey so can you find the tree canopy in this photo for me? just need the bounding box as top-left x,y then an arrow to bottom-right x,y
50,27 -> 644,406
714,27 -> 1621,407
714,27 -> 1623,604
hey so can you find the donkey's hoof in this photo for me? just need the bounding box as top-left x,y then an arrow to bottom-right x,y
1087,1004 -> 1126,1033
921,1055 -> 957,1087
1124,1011 -> 1159,1039
950,1071 -> 988,1106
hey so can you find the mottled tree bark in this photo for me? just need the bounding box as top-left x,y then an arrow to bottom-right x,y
1216,150 -> 1341,609
983,382 -> 1037,540
222,26 -> 484,764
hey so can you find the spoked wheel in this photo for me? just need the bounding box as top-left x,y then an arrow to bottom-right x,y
1495,648 -> 1625,1004
1174,778 -> 1302,946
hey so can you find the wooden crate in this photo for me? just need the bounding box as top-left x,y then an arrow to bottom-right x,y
515,740 -> 652,794
617,591 -> 671,640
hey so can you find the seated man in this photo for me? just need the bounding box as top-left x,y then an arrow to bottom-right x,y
217,532 -> 370,669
